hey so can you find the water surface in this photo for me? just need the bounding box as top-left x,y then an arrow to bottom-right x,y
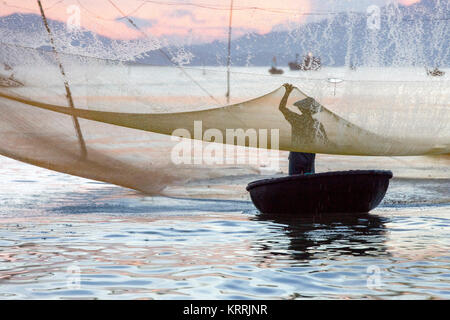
0,156 -> 449,299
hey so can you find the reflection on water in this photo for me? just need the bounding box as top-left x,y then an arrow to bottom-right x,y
0,156 -> 449,299
253,213 -> 388,263
1,202 -> 449,299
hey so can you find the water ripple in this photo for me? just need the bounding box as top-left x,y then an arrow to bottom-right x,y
0,157 -> 449,299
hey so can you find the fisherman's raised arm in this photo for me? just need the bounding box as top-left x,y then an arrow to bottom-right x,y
279,83 -> 295,116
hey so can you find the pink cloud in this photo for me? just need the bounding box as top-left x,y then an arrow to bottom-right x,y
0,0 -> 311,42
397,0 -> 421,6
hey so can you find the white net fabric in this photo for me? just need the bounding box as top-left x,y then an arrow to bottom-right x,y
0,0 -> 448,194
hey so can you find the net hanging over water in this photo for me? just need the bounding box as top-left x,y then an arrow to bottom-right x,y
0,0 -> 448,194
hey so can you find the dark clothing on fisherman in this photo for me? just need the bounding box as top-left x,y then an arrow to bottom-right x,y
279,84 -> 326,176
289,152 -> 315,175
280,98 -> 321,175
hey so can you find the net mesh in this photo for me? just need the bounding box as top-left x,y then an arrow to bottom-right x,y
0,0 -> 448,194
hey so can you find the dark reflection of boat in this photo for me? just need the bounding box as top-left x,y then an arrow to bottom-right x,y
269,56 -> 284,75
252,212 -> 388,261
426,67 -> 445,77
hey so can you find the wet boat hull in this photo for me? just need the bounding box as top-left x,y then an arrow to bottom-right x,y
246,170 -> 393,214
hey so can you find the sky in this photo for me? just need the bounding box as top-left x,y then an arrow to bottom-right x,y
0,0 -> 422,43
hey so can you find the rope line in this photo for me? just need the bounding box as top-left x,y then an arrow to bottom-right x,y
36,0 -> 88,158
106,0 -> 221,105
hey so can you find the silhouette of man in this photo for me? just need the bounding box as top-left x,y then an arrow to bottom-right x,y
279,83 -> 328,175
304,53 -> 312,70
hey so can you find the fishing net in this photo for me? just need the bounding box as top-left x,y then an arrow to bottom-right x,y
0,0 -> 448,194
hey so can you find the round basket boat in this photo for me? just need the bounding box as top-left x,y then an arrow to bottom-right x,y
246,170 -> 393,214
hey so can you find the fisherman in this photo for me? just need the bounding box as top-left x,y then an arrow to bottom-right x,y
303,53 -> 313,70
279,83 -> 328,175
